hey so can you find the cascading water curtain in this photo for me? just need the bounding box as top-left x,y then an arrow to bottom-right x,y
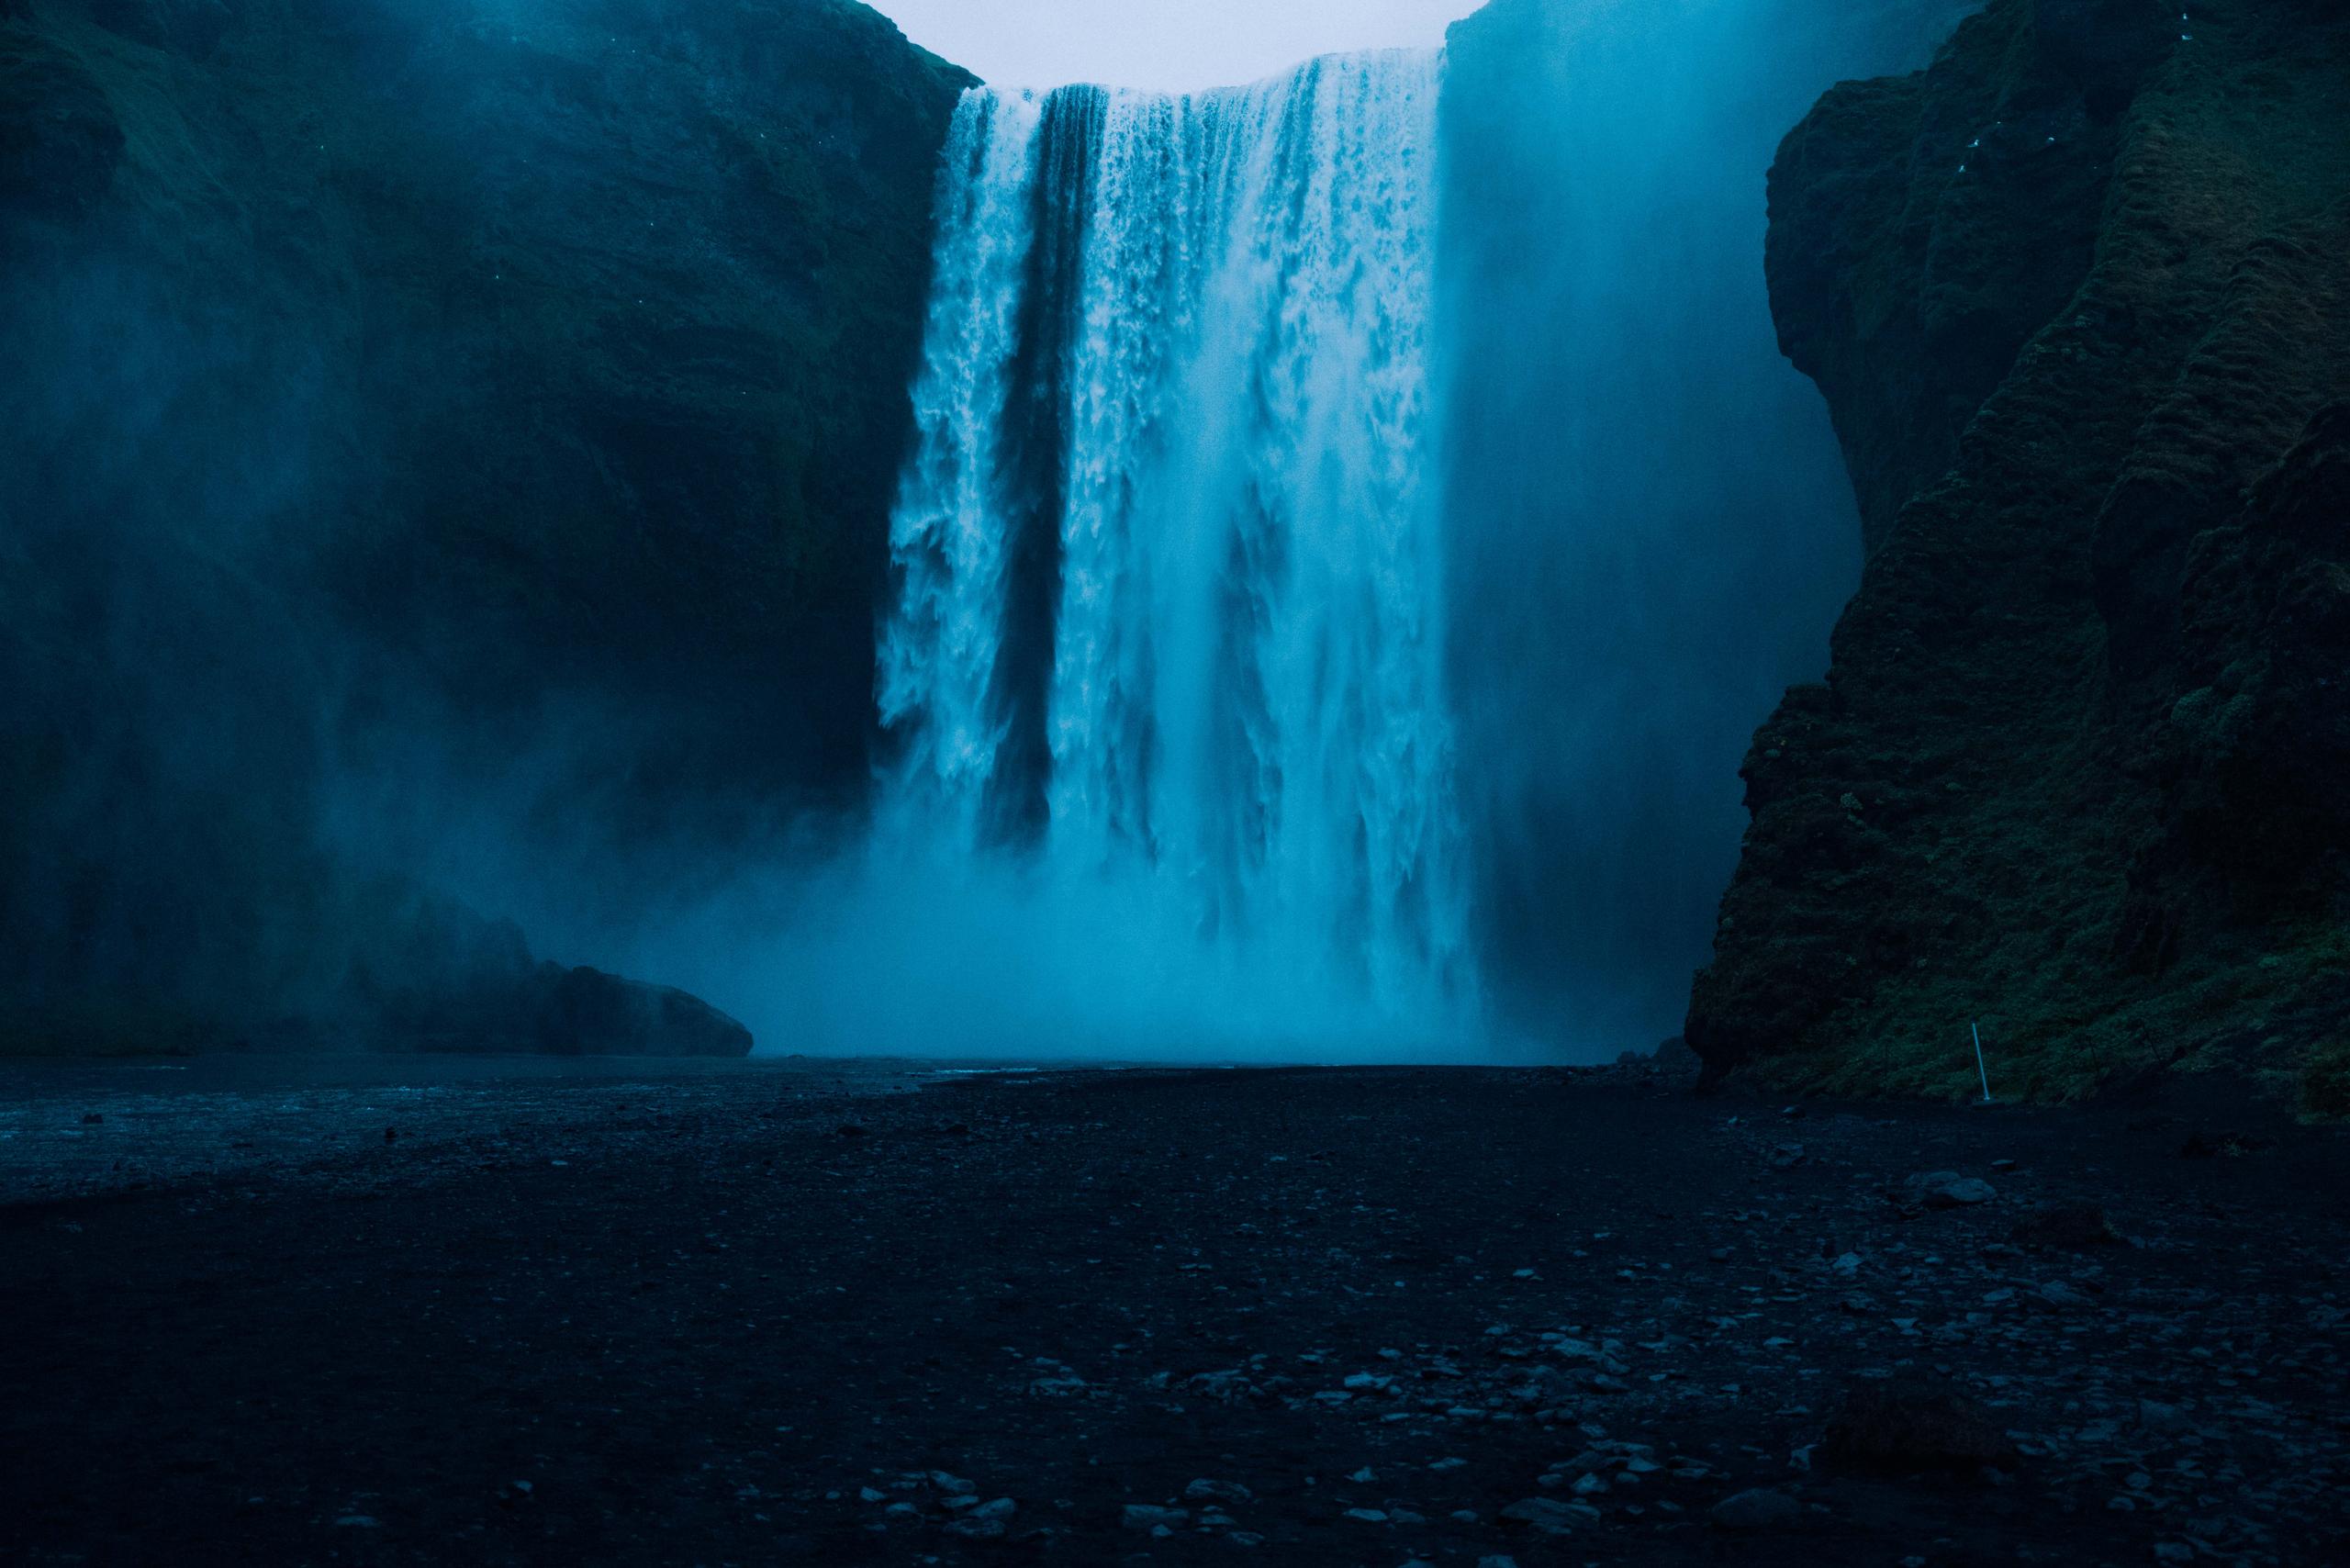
879,51 -> 1474,1036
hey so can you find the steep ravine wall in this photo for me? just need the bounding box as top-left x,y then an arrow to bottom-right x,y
0,0 -> 970,1050
1689,0 -> 2350,1103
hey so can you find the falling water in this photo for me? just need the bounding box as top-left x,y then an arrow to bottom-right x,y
878,51 -> 1472,1040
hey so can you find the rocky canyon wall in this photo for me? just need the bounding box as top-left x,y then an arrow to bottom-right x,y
0,0 -> 969,1050
1690,0 -> 2350,1103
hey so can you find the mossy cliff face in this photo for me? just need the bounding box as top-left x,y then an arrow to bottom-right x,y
1690,0 -> 2350,1101
0,0 -> 969,1050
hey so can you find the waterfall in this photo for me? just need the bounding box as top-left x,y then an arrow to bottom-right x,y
878,51 -> 1472,1038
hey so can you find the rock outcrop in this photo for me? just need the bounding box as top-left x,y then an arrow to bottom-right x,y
356,900 -> 756,1058
1691,0 -> 2350,1102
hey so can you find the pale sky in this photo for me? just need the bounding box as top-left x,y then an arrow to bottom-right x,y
865,0 -> 1485,91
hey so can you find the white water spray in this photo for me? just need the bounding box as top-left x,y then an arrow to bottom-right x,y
875,51 -> 1474,1049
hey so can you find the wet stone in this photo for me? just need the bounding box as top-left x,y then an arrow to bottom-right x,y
1710,1489 -> 1802,1530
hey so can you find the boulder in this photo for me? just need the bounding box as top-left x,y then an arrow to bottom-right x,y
1823,1382 -> 2019,1475
532,967 -> 753,1058
1500,1497 -> 1592,1536
1710,1489 -> 1801,1530
2009,1203 -> 2123,1249
1906,1171 -> 1998,1208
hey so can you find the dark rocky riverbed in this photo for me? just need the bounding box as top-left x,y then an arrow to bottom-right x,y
5,1058 -> 2346,1565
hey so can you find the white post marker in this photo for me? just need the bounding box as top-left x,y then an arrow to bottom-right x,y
1973,1020 -> 1993,1103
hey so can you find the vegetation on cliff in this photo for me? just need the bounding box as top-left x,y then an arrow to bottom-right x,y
1690,0 -> 2350,1103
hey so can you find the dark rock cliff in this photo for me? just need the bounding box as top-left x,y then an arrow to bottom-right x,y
0,0 -> 970,1052
1690,0 -> 2350,1102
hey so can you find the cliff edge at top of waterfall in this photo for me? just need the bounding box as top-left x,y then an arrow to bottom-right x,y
0,0 -> 968,1055
1690,0 -> 2350,1107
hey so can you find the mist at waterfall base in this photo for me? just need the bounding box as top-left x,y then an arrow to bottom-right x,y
1435,0 -> 1972,1053
610,3 -> 1985,1065
713,58 -> 1484,1063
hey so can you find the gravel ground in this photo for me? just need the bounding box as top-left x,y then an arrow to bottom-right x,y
4,1056 -> 2346,1566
